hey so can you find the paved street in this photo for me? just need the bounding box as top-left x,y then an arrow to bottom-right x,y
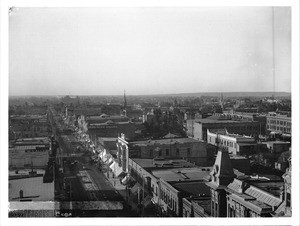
49,108 -> 139,216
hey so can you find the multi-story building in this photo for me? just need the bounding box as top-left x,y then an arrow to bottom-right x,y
9,169 -> 55,217
88,121 -> 136,140
117,134 -> 216,168
223,112 -> 267,135
9,115 -> 50,140
266,113 -> 291,135
126,157 -> 212,217
77,114 -> 137,140
206,147 -> 289,218
207,129 -> 257,155
9,137 -> 51,168
186,114 -> 260,142
261,141 -> 290,154
154,170 -> 211,217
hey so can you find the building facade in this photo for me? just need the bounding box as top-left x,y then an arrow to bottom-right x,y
186,116 -> 260,142
9,137 -> 50,168
9,115 -> 50,140
206,146 -> 289,218
207,129 -> 257,155
126,137 -> 216,166
266,114 -> 291,135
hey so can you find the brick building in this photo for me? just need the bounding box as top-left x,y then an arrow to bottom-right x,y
207,128 -> 257,155
9,115 -> 50,140
186,114 -> 260,142
119,136 -> 216,167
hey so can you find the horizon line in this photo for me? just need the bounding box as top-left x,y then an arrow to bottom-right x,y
9,91 -> 291,97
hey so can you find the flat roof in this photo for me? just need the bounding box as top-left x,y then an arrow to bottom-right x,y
98,137 -> 118,142
129,137 -> 200,146
262,141 -> 290,145
90,121 -> 132,126
131,158 -> 196,169
172,181 -> 210,196
9,176 -> 54,201
229,155 -> 248,160
9,169 -> 45,177
15,137 -> 49,143
192,198 -> 211,215
151,167 -> 211,182
195,118 -> 257,124
87,115 -> 128,119
237,143 -> 257,146
10,115 -> 46,119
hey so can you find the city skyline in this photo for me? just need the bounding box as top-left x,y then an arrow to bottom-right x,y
9,7 -> 291,96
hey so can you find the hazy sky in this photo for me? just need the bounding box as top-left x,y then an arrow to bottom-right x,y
9,7 -> 291,96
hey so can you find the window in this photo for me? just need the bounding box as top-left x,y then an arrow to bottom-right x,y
229,205 -> 235,217
176,148 -> 179,156
166,149 -> 169,156
244,208 -> 250,217
286,193 -> 291,207
149,149 -> 153,157
187,148 -> 191,156
159,150 -> 162,156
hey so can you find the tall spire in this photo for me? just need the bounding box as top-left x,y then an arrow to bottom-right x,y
123,90 -> 127,109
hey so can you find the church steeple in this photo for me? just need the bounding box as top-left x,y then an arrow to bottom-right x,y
123,90 -> 127,109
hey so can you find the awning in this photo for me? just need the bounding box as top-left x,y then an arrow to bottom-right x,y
130,183 -> 141,195
270,131 -> 281,135
109,162 -> 124,177
107,156 -> 114,165
122,175 -> 135,185
122,175 -> 130,184
102,153 -> 110,163
142,195 -> 153,208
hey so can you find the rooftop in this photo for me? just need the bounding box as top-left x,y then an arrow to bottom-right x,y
129,137 -> 200,146
208,128 -> 227,135
98,137 -> 118,142
131,158 -> 196,169
151,167 -> 211,182
249,182 -> 284,198
194,118 -> 256,124
10,115 -> 47,120
229,154 -> 249,160
244,186 -> 282,207
172,181 -> 210,196
14,137 -> 50,146
262,141 -> 290,145
89,121 -> 132,126
9,176 -> 54,201
192,198 -> 211,215
87,115 -> 128,120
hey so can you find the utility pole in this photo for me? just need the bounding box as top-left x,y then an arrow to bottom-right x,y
142,175 -> 145,217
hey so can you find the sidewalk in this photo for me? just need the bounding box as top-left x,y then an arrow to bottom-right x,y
101,163 -> 142,215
